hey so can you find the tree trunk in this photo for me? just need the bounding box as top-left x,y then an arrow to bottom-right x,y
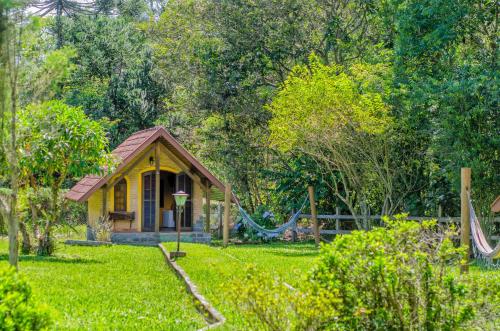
37,185 -> 59,256
19,221 -> 31,254
37,229 -> 53,256
6,6 -> 19,268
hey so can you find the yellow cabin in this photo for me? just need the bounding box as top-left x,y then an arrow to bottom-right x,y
66,126 -> 225,243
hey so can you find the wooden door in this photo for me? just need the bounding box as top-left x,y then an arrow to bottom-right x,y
142,171 -> 156,232
175,172 -> 193,229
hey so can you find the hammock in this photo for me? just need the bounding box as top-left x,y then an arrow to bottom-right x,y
468,193 -> 500,260
235,196 -> 308,238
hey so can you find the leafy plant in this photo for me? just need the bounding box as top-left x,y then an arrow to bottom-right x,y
18,100 -> 113,255
92,215 -> 113,242
0,267 -> 51,330
310,217 -> 472,330
228,265 -> 338,331
231,218 -> 486,330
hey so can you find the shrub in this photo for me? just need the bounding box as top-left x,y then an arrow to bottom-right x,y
228,265 -> 338,331
92,215 -> 113,242
232,218 -> 485,330
0,267 -> 51,330
310,217 -> 471,330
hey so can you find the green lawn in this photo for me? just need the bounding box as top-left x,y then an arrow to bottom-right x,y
0,240 -> 206,330
162,242 -> 320,329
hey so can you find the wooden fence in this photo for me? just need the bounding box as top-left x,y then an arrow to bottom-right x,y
296,213 -> 500,240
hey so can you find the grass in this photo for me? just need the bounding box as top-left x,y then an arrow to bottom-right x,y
162,242 -> 320,329
0,240 -> 206,330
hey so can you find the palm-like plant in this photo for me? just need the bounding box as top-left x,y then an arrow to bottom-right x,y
31,0 -> 98,48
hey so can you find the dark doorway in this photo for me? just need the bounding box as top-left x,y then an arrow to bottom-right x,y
143,170 -> 193,232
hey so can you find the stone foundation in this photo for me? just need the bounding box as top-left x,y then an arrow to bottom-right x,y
111,232 -> 211,245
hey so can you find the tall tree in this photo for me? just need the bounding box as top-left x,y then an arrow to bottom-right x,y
0,0 -> 24,268
31,0 -> 97,48
393,0 -> 499,212
18,100 -> 112,255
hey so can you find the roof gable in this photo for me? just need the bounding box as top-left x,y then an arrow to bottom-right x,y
66,126 -> 225,202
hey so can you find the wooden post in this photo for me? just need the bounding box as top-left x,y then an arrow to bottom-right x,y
460,168 -> 471,273
102,185 -> 108,217
218,203 -> 223,239
335,206 -> 340,232
205,183 -> 211,233
155,142 -> 160,233
308,186 -> 320,246
223,183 -> 231,247
438,205 -> 443,218
291,209 -> 297,242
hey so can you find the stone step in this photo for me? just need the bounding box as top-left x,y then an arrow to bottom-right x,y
111,232 -> 211,244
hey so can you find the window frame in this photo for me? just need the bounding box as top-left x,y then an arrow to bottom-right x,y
114,178 -> 128,212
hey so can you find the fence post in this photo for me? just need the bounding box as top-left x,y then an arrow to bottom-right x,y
218,203 -> 223,239
308,186 -> 320,246
460,167 -> 471,273
335,206 -> 340,233
223,183 -> 231,247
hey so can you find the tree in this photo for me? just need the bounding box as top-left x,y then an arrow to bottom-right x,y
62,14 -> 165,147
268,56 -> 398,228
0,0 -> 25,268
392,0 -> 499,213
31,0 -> 97,48
18,100 -> 112,255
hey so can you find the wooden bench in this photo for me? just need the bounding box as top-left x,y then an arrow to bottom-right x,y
108,211 -> 135,230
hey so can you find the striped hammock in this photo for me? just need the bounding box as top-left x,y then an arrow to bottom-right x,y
468,193 -> 500,260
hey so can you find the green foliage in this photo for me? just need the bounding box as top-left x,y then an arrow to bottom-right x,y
62,15 -> 166,146
229,221 -> 499,330
228,265 -> 338,331
268,56 -> 401,221
17,100 -> 112,255
0,267 -> 51,330
18,100 -> 112,186
310,218 -> 472,330
463,269 -> 500,330
269,55 -> 391,151
392,0 -> 499,213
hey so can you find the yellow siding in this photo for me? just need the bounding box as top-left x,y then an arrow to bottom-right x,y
87,189 -> 103,228
86,142 -> 206,232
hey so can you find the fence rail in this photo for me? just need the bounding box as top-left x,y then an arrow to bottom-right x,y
299,214 -> 500,223
296,214 -> 500,241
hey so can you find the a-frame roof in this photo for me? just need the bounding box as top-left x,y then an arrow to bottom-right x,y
66,126 -> 225,202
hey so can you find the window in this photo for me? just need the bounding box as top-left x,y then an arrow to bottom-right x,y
114,179 -> 127,212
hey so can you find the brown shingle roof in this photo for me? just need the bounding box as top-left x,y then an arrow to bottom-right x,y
66,126 -> 225,202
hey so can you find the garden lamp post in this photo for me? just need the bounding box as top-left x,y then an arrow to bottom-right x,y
172,190 -> 189,257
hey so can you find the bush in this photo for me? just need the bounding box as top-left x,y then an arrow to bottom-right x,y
92,215 -> 113,242
310,217 -> 471,330
0,267 -> 51,330
228,265 -> 338,331
231,217 -> 490,330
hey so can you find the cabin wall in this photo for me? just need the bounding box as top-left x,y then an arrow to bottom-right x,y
87,143 -> 205,232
